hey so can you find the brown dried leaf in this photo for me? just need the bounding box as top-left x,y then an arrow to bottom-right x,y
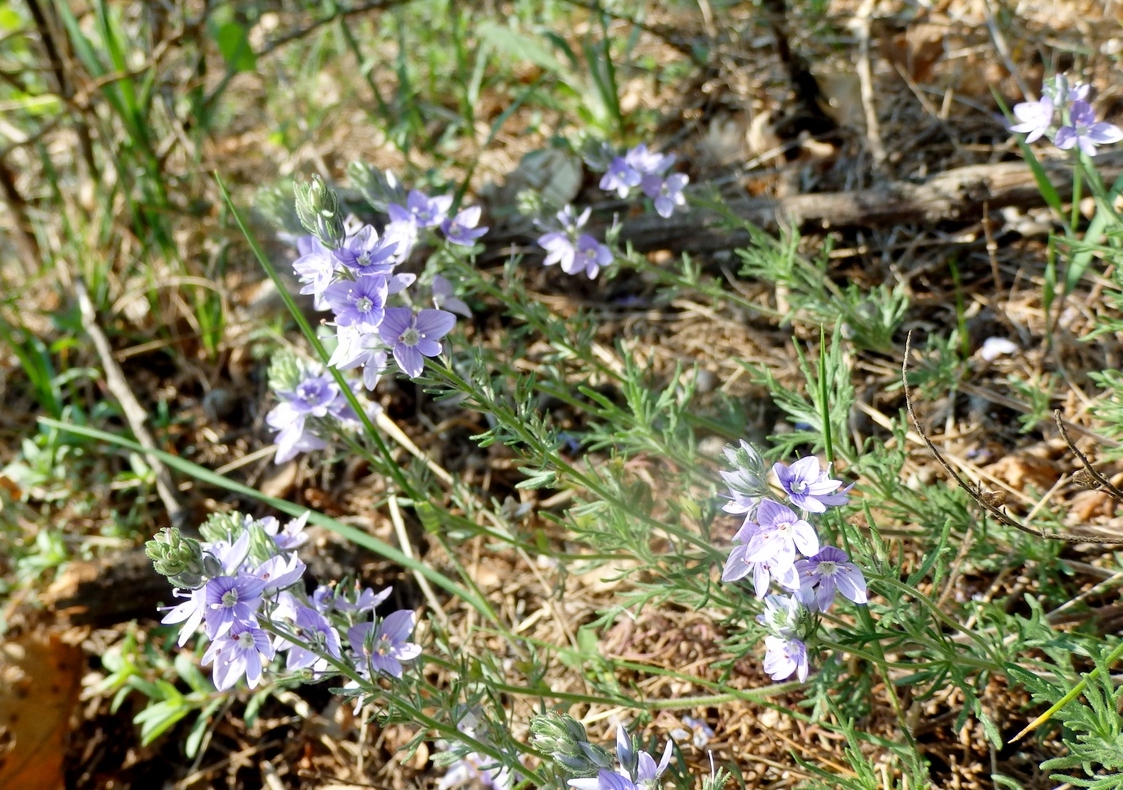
0,631 -> 83,789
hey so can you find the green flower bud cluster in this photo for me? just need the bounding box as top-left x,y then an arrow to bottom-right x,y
267,350 -> 304,393
145,528 -> 206,589
199,511 -> 246,545
254,183 -> 304,236
294,175 -> 345,248
347,161 -> 405,213
530,713 -> 614,778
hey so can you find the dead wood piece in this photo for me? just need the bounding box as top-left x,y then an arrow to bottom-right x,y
618,152 -> 1123,253
42,547 -> 170,628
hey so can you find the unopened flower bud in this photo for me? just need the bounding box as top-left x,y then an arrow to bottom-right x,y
255,183 -> 303,236
267,351 -> 304,393
516,188 -> 545,218
530,713 -> 613,777
145,528 -> 206,588
294,175 -> 345,249
347,162 -> 406,213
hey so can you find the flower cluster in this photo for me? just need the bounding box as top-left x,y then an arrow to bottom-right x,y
595,143 -> 688,219
719,441 -> 867,682
291,175 -> 483,385
533,141 -> 688,279
1009,74 -> 1123,156
568,725 -> 673,790
145,512 -> 420,693
537,206 -> 613,280
265,355 -> 364,463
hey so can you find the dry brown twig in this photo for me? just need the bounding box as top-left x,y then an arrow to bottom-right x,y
75,277 -> 187,528
1053,410 -> 1123,504
902,332 -> 1121,545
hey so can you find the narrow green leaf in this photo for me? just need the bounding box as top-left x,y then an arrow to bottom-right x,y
38,417 -> 493,618
214,22 -> 257,73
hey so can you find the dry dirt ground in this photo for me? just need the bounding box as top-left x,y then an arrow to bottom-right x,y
3,1 -> 1123,788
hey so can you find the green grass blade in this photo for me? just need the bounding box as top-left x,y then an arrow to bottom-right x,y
37,417 -> 495,618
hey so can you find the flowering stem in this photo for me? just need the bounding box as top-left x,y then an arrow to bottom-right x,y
1070,161 -> 1083,238
258,621 -> 547,783
216,175 -> 418,501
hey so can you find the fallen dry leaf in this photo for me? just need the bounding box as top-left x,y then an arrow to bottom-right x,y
0,630 -> 83,789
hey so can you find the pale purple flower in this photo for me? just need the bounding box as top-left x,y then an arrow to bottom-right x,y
796,546 -> 867,612
323,275 -> 389,330
631,734 -> 673,787
724,546 -> 800,597
773,457 -> 847,513
266,406 -> 327,463
263,512 -> 310,551
565,234 -> 613,279
743,498 -> 819,566
278,373 -> 339,417
1008,95 -> 1054,143
160,586 -> 208,646
203,622 -> 275,690
441,206 -> 488,246
1055,100 -> 1123,156
538,231 -> 578,272
378,307 -> 456,378
208,531 -> 251,574
252,553 -> 306,594
204,573 -> 265,638
385,204 -> 420,263
312,585 -> 336,613
625,143 -> 671,176
600,156 -> 642,197
329,325 -> 389,390
348,609 -> 422,679
334,584 -> 393,614
279,604 -> 341,673
407,190 -> 453,228
757,593 -> 801,635
641,173 -> 689,218
569,770 -> 636,790
333,225 -> 397,277
722,490 -> 758,518
762,634 -> 808,682
292,236 -> 336,308
1067,82 -> 1090,103
432,275 -> 471,317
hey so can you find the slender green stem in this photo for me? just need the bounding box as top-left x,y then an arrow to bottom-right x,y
215,174 -> 419,501
258,622 -> 547,782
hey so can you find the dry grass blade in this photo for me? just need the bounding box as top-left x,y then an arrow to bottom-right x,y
903,332 -> 1121,545
1053,409 -> 1123,504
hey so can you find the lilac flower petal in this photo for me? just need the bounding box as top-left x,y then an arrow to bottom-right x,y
415,309 -> 457,339
394,344 -> 425,378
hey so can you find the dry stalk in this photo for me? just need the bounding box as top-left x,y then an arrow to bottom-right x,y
903,332 -> 1121,545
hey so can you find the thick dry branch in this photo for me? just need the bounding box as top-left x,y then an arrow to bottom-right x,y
619,152 -> 1123,253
